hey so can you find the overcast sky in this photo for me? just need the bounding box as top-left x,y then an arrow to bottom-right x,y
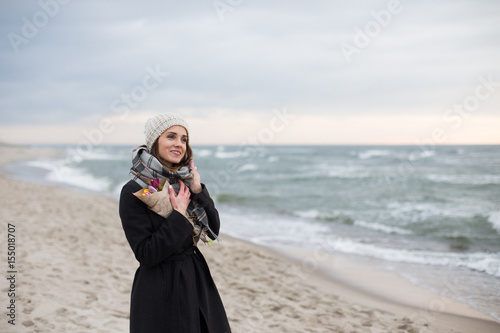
1,0 -> 499,146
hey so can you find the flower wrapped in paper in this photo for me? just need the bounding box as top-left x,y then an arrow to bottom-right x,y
132,178 -> 174,218
132,176 -> 215,247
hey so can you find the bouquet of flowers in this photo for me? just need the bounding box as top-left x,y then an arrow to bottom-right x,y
132,178 -> 214,247
133,178 -> 174,218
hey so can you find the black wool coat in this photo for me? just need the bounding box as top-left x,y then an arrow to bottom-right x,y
119,180 -> 231,333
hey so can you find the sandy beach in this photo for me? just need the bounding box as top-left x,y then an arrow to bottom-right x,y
1,144 -> 499,333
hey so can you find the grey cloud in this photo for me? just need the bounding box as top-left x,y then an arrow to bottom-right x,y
1,0 -> 499,126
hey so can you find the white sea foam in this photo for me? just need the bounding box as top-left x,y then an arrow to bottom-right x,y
27,159 -> 112,192
48,165 -> 111,192
238,164 -> 258,172
313,164 -> 369,179
488,212 -> 500,233
357,149 -> 392,159
294,209 -> 322,219
223,206 -> 500,278
220,208 -> 331,248
194,149 -> 212,158
67,148 -> 126,161
354,220 -> 412,235
426,174 -> 500,185
214,150 -> 250,159
408,150 -> 435,161
327,168 -> 370,179
387,202 -> 443,223
387,202 -> 473,223
322,237 -> 500,278
27,159 -> 61,172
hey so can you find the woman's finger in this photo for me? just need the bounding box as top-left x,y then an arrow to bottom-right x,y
178,180 -> 190,197
184,183 -> 191,196
168,185 -> 177,208
190,159 -> 200,175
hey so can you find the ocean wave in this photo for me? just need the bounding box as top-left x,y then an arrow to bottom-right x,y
353,220 -> 412,235
426,174 -> 500,185
293,209 -> 355,224
295,209 -> 411,235
63,147 -> 127,161
327,168 -> 370,179
27,159 -> 112,192
387,202 -> 471,223
408,150 -> 435,161
214,150 -> 250,159
226,207 -> 500,277
221,204 -> 500,277
488,212 -> 500,233
357,149 -> 392,160
387,202 -> 442,223
294,209 -> 322,219
309,164 -> 370,180
193,149 -> 212,158
220,209 -> 332,247
238,164 -> 258,172
322,237 -> 500,278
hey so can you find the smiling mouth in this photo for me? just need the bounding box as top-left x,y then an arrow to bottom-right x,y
170,150 -> 182,156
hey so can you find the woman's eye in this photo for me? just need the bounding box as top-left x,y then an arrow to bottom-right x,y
181,138 -> 187,143
167,134 -> 175,139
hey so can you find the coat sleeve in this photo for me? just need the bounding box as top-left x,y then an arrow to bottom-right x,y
190,183 -> 220,238
119,181 -> 194,268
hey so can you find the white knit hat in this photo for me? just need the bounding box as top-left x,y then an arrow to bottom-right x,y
144,113 -> 189,151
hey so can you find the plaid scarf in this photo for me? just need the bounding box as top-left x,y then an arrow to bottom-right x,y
129,145 -> 217,243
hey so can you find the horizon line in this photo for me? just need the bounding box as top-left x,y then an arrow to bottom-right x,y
2,141 -> 500,147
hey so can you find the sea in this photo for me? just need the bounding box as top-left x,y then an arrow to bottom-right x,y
4,144 -> 500,321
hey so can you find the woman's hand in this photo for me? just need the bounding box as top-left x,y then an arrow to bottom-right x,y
169,180 -> 191,215
189,159 -> 202,194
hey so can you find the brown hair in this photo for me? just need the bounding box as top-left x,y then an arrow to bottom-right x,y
150,138 -> 193,171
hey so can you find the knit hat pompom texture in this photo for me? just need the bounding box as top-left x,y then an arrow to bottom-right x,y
144,113 -> 189,151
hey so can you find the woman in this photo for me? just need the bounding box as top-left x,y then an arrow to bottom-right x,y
119,113 -> 231,333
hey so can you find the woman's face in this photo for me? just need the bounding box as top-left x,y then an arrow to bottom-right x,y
157,125 -> 188,165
